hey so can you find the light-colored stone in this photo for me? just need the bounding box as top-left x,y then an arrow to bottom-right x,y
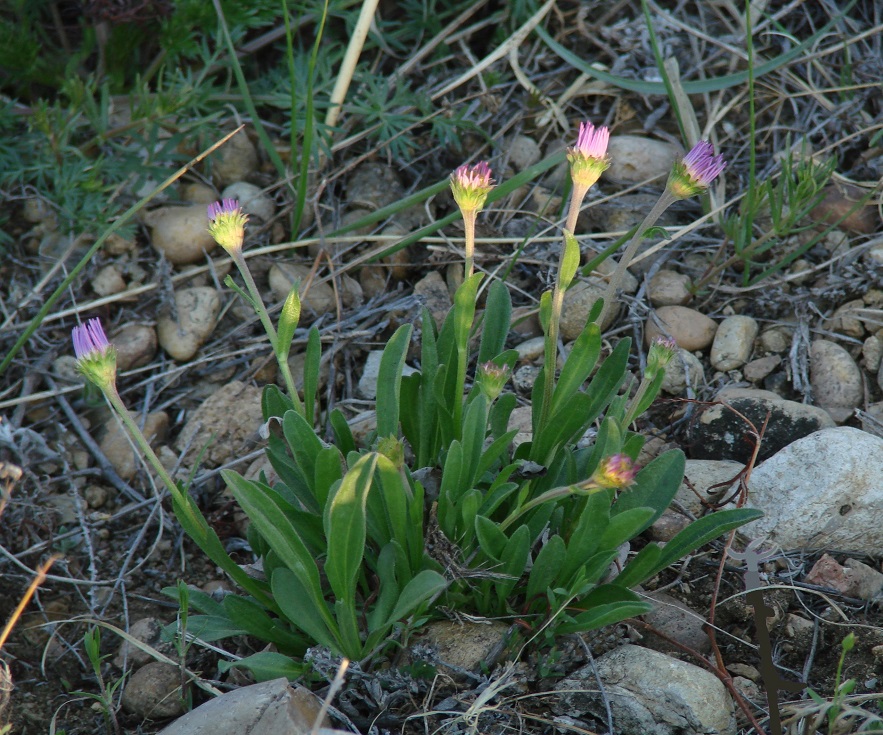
648,270 -> 692,306
144,205 -> 218,265
175,381 -> 263,468
603,136 -> 680,185
92,265 -> 126,296
746,427 -> 883,553
114,617 -> 173,669
864,335 -> 883,372
646,306 -> 717,352
157,287 -> 221,361
357,350 -> 416,400
676,459 -> 743,515
825,299 -> 866,339
157,679 -> 325,735
660,348 -> 704,395
268,263 -> 335,315
508,134 -> 541,171
419,620 -> 509,678
642,592 -> 710,653
113,324 -> 157,372
759,326 -> 792,354
515,336 -> 546,362
710,315 -> 758,371
413,271 -> 452,328
561,279 -> 610,338
101,411 -> 169,481
810,340 -> 862,422
121,662 -> 187,718
221,181 -> 275,223
210,129 -> 258,186
554,644 -> 736,735
347,162 -> 404,210
742,354 -> 781,383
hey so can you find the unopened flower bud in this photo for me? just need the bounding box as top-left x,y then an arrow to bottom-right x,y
477,361 -> 510,401
647,336 -> 678,376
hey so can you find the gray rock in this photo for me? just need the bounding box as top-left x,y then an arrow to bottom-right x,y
157,678 -> 325,735
357,350 -> 416,400
646,306 -> 717,352
746,427 -> 883,552
648,270 -> 692,307
157,287 -> 221,361
413,271 -> 452,328
676,459 -> 744,514
508,134 -> 541,171
642,592 -> 711,653
554,644 -> 735,735
221,181 -> 275,223
603,137 -> 679,185
710,315 -> 758,371
810,340 -> 863,422
121,662 -> 187,719
660,348 -> 704,395
690,387 -> 835,463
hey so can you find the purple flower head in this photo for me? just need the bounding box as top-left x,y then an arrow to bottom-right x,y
207,198 -> 248,254
667,140 -> 726,199
450,162 -> 495,214
72,318 -> 117,390
567,121 -> 611,190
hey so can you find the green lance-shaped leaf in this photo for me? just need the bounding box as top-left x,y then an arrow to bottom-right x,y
323,453 -> 379,606
277,284 -> 301,359
376,324 -> 413,438
559,230 -> 581,291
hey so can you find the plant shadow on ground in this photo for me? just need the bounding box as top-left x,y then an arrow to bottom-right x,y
2,0 -> 883,733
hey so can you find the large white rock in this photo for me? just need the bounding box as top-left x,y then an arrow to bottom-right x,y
746,427 -> 883,552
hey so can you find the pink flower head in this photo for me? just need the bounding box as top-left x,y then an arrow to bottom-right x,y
667,140 -> 726,199
567,122 -> 611,190
450,161 -> 495,215
72,318 -> 117,389
207,198 -> 248,254
591,454 -> 637,490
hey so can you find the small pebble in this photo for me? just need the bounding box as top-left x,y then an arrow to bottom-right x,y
144,204 -> 218,265
743,354 -> 781,383
661,348 -> 705,395
710,315 -> 758,371
603,136 -> 679,184
810,339 -> 863,422
120,662 -> 187,718
221,181 -> 275,222
825,299 -> 866,339
508,134 -> 541,171
645,306 -> 717,352
211,129 -> 258,186
413,271 -> 452,328
759,326 -> 792,354
156,287 -> 221,361
560,279 -> 611,338
515,336 -> 546,362
91,265 -> 126,296
863,335 -> 883,372
113,324 -> 157,372
648,270 -> 692,306
268,263 -> 335,315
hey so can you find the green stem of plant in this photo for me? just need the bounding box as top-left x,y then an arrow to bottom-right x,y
462,209 -> 476,280
539,184 -> 589,431
232,252 -> 303,414
499,484 -> 575,532
104,387 -> 201,530
597,190 -> 677,327
622,373 -> 655,428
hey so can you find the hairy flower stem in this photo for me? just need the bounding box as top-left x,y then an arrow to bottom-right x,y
597,190 -> 676,328
539,183 -> 590,430
103,386 -> 203,531
462,209 -> 476,280
231,252 -> 304,415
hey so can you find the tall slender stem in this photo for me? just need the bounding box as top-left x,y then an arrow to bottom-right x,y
462,209 -> 476,279
597,190 -> 677,328
539,184 -> 589,430
232,252 -> 303,414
